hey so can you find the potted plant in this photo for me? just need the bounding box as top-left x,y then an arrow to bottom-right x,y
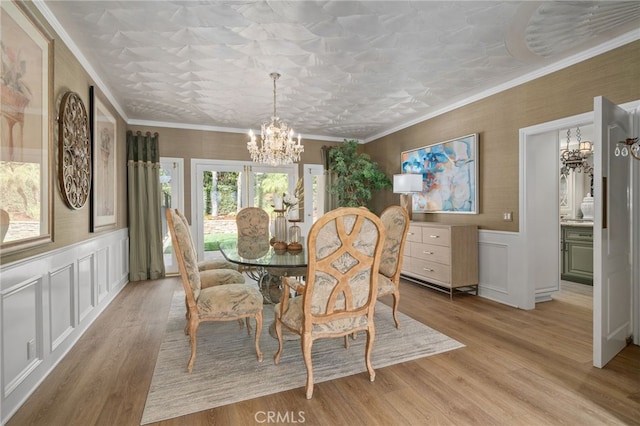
328,140 -> 392,207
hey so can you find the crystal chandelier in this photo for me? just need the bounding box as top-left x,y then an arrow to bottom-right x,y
560,127 -> 592,177
247,72 -> 303,166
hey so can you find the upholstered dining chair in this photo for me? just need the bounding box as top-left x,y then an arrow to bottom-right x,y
174,210 -> 241,274
377,205 -> 410,328
166,208 -> 264,372
273,207 -> 386,399
174,209 -> 245,287
236,207 -> 270,238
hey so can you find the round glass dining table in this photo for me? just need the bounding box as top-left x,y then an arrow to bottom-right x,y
218,237 -> 307,303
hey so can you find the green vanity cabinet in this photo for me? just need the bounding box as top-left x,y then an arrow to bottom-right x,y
561,225 -> 593,285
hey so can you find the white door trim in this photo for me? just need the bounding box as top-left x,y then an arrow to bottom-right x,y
519,99 -> 639,354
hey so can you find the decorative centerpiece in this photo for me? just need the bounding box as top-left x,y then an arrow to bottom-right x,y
271,178 -> 304,253
580,193 -> 594,220
272,208 -> 288,253
287,218 -> 303,253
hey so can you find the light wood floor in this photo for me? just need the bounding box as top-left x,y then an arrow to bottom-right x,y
7,277 -> 639,426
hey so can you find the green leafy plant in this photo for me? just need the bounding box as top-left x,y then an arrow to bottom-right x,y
328,140 -> 392,207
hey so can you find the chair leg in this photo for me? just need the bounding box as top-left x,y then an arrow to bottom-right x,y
187,320 -> 199,373
365,327 -> 376,383
244,317 -> 252,335
302,332 -> 314,399
274,318 -> 284,364
254,312 -> 263,362
392,291 -> 401,329
184,297 -> 190,335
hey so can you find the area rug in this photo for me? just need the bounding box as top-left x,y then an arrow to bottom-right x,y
141,291 -> 464,424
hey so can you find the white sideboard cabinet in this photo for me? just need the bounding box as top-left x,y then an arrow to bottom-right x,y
401,222 -> 478,299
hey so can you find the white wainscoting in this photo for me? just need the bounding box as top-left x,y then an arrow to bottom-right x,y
0,229 -> 129,424
477,230 -> 528,309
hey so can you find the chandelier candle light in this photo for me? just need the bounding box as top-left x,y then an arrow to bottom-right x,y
560,126 -> 592,177
247,72 -> 303,166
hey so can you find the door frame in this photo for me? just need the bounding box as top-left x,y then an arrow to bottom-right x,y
159,157 -> 184,275
190,158 -> 298,260
301,164 -> 324,238
519,100 -> 639,346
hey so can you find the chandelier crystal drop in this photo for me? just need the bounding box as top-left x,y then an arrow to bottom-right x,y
560,126 -> 592,177
614,137 -> 639,160
247,72 -> 303,166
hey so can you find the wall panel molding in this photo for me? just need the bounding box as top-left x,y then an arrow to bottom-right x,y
48,264 -> 75,352
477,230 -> 524,308
0,229 -> 129,424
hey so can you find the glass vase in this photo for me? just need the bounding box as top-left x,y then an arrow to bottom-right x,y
273,210 -> 287,243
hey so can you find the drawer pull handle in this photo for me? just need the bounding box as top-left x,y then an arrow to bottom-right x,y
423,268 -> 435,272
408,232 -> 415,236
423,251 -> 434,255
429,235 -> 439,238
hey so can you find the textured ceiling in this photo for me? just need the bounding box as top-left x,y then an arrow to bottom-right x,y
41,1 -> 640,141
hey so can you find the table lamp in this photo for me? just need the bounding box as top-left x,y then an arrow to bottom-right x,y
393,174 -> 422,221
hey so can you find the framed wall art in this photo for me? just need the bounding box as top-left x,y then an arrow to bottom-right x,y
0,0 -> 54,254
401,133 -> 479,214
89,86 -> 117,232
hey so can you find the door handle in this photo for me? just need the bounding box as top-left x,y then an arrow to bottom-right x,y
602,176 -> 607,229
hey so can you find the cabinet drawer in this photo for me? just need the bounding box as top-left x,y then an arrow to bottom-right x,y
410,242 -> 450,264
404,258 -> 451,285
421,227 -> 450,247
563,227 -> 593,242
406,225 -> 422,243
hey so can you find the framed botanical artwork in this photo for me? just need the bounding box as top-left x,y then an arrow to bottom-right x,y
401,133 -> 479,214
89,86 -> 117,231
0,0 -> 54,254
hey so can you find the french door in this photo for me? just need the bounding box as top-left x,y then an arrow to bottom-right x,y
592,96 -> 634,367
302,164 -> 325,237
159,157 -> 184,274
191,159 -> 297,261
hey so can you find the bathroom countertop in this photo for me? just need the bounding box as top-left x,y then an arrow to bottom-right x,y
561,220 -> 594,227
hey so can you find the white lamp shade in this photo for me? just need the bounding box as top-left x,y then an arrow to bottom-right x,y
393,174 -> 422,194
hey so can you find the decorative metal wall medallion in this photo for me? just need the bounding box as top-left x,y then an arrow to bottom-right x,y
58,91 -> 91,209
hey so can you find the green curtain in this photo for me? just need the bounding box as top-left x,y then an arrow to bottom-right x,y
126,131 -> 165,281
321,145 -> 338,211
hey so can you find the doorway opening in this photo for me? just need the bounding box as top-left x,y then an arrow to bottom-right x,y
191,159 -> 298,262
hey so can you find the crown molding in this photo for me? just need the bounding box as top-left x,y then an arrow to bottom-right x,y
34,0 -> 638,143
363,29 -> 640,143
33,0 -> 129,121
127,119 -> 348,143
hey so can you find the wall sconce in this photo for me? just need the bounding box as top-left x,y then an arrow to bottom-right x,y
393,174 -> 422,221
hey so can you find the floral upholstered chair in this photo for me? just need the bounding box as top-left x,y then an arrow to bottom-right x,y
377,206 -> 410,328
175,210 -> 241,274
172,210 -> 245,288
273,207 -> 385,399
166,209 -> 264,372
236,207 -> 270,238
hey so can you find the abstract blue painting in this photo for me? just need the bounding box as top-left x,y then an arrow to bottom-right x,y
401,134 -> 478,214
